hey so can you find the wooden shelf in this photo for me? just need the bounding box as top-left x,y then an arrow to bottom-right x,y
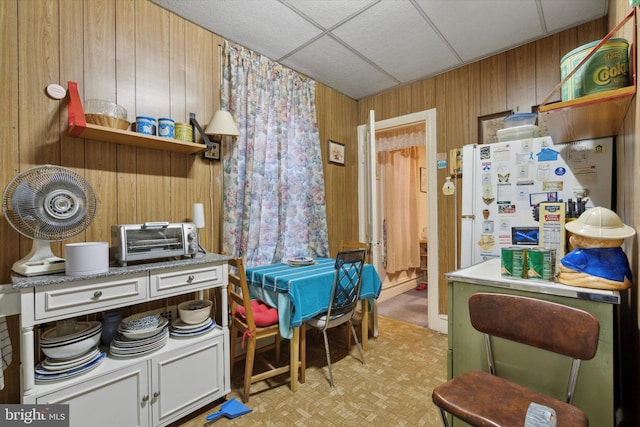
537,7 -> 636,144
68,122 -> 206,154
537,85 -> 636,144
65,81 -> 205,155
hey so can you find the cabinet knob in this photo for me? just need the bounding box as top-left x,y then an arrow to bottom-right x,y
142,395 -> 149,402
153,391 -> 161,398
93,290 -> 103,298
187,275 -> 195,282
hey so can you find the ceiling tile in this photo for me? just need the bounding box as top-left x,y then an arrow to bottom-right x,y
415,0 -> 545,62
281,35 -> 400,99
541,0 -> 609,32
332,0 -> 461,82
283,0 -> 379,29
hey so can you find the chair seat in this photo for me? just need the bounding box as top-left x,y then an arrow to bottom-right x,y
235,299 -> 279,327
432,370 -> 588,427
307,309 -> 354,329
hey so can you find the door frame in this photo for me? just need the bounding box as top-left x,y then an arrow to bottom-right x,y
357,109 -> 446,334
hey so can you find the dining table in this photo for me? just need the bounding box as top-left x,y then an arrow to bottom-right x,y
245,257 -> 382,391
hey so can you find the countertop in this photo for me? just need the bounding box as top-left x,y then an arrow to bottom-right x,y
445,258 -> 620,304
11,252 -> 232,289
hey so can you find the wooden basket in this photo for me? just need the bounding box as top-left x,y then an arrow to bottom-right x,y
85,113 -> 130,130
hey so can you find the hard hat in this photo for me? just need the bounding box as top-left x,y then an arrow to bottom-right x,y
565,207 -> 636,239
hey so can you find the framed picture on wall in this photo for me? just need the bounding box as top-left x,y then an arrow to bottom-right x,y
478,110 -> 512,144
328,140 -> 345,166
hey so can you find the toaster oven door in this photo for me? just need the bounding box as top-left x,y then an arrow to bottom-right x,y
126,226 -> 185,257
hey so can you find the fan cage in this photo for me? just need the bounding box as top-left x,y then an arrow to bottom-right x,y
2,165 -> 98,242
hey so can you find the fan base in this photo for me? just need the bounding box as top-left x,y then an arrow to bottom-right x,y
12,258 -> 65,277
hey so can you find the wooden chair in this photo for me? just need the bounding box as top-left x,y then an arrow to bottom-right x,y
306,250 -> 366,389
339,240 -> 375,348
228,258 -> 305,402
432,293 -> 600,427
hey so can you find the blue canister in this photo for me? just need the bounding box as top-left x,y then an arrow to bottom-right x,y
158,118 -> 175,138
136,116 -> 157,135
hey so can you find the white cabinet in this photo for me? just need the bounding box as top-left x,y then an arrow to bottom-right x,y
14,253 -> 231,427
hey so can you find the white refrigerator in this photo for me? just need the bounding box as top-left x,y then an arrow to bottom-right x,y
460,136 -> 613,268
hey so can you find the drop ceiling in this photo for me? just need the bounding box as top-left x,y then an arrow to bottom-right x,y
152,0 -> 609,100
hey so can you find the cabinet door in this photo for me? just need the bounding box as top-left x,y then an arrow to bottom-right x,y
151,334 -> 225,426
37,361 -> 149,427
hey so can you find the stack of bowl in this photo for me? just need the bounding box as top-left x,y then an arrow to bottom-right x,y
170,300 -> 216,337
35,320 -> 105,382
110,310 -> 169,358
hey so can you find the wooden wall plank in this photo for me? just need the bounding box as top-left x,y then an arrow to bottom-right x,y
506,43 -> 536,113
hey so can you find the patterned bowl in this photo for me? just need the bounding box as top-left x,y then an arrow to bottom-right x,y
120,310 -> 163,331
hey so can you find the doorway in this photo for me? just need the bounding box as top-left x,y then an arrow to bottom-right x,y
357,109 -> 446,334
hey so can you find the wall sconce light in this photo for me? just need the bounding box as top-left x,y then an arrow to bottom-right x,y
189,110 -> 239,160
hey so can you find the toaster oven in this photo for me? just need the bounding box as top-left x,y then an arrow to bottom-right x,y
111,222 -> 199,266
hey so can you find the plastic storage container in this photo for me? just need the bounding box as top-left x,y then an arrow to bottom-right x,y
496,125 -> 541,142
504,113 -> 537,128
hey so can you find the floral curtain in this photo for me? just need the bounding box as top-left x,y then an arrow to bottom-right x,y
220,41 -> 329,267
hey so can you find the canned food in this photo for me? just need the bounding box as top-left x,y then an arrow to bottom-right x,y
175,122 -> 193,142
501,247 -> 525,277
526,248 -> 556,280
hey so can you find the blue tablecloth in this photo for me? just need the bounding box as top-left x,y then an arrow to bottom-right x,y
245,258 -> 382,339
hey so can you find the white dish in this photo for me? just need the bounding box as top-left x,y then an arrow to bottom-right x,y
40,321 -> 101,344
37,349 -> 102,374
118,317 -> 168,340
171,317 -> 212,331
35,352 -> 106,382
111,327 -> 168,347
170,320 -> 215,337
110,332 -> 168,357
41,348 -> 100,371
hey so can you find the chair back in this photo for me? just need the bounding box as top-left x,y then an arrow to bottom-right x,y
469,292 -> 600,403
327,250 -> 366,320
339,240 -> 371,263
228,258 -> 256,330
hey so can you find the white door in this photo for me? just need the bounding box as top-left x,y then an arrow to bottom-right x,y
357,110 -> 382,272
357,109 -> 446,333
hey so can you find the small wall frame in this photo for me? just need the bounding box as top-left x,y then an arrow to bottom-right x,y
328,140 -> 345,166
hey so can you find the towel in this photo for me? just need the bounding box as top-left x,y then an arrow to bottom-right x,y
0,317 -> 12,390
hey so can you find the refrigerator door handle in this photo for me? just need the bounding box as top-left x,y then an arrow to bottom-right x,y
461,214 -> 475,219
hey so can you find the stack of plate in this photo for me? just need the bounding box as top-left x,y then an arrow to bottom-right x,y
286,256 -> 315,266
170,317 -> 216,338
109,316 -> 169,358
36,321 -> 105,382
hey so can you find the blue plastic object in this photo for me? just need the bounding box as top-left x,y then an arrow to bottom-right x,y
206,398 -> 252,421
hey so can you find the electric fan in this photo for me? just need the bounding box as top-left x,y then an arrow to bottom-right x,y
2,165 -> 98,276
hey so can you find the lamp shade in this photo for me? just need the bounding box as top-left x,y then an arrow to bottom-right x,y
205,110 -> 239,136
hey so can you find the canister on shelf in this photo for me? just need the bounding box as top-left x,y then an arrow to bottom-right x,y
175,122 -> 193,142
158,118 -> 175,138
136,116 -> 156,136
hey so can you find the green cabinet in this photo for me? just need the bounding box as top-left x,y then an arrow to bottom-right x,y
445,259 -> 619,427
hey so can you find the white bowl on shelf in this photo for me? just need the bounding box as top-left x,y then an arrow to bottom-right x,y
40,328 -> 101,360
178,300 -> 212,325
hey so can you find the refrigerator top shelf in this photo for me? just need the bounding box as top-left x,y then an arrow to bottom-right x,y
445,259 -> 619,304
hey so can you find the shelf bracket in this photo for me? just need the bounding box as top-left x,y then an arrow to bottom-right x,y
67,81 -> 87,137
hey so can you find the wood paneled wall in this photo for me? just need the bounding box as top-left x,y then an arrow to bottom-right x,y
357,19 -> 607,315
